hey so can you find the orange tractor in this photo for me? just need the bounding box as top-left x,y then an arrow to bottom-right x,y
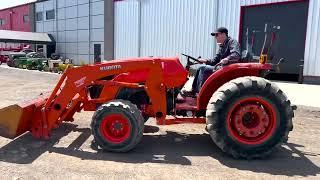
0,55 -> 295,159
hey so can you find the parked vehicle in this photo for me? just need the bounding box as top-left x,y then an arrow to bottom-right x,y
7,52 -> 26,67
21,49 -> 34,54
18,52 -> 48,70
0,55 -> 7,65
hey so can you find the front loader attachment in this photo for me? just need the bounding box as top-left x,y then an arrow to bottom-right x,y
0,94 -> 49,139
0,58 -> 178,140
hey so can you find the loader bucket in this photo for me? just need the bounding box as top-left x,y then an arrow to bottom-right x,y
0,94 -> 49,139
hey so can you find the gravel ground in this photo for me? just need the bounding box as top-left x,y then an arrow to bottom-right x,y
0,65 -> 319,180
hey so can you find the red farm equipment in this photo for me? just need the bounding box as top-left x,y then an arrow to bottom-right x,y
0,55 -> 295,159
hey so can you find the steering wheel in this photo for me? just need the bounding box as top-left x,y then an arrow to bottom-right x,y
182,53 -> 225,73
182,53 -> 202,64
182,53 -> 203,71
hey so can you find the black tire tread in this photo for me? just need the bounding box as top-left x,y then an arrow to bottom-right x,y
91,100 -> 144,152
206,76 -> 294,159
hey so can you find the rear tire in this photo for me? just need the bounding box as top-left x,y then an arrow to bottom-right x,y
206,76 -> 294,159
91,100 -> 144,152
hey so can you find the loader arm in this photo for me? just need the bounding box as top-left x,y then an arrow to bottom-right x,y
0,58 -> 169,139
41,58 -> 168,138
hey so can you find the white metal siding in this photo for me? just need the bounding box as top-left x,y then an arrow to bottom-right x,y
115,0 -> 218,65
78,30 -> 90,42
43,0 -> 54,11
218,0 -> 319,77
58,31 -> 65,42
78,4 -> 90,17
65,6 -> 77,19
304,0 -> 320,76
91,15 -> 104,29
66,0 -> 77,7
65,19 -> 78,31
114,0 -> 140,59
57,8 -> 65,19
36,22 -> 43,32
44,21 -> 54,32
140,0 -> 217,64
66,31 -> 77,42
78,0 -> 89,5
77,17 -> 90,30
57,0 -> 65,8
57,20 -> 65,31
78,42 -> 90,54
90,1 -> 104,16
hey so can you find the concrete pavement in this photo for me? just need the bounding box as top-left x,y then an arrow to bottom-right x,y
275,81 -> 320,108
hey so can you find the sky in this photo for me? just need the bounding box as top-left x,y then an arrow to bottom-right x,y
0,0 -> 36,10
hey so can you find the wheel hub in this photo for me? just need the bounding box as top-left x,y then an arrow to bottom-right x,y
242,112 -> 259,128
233,104 -> 270,138
113,122 -> 122,130
100,114 -> 131,143
227,97 -> 277,145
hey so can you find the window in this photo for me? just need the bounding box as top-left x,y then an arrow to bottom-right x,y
36,12 -> 43,21
46,10 -> 55,20
23,15 -> 29,23
36,45 -> 44,53
0,19 -> 5,26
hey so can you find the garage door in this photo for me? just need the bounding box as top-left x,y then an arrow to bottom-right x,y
240,1 -> 309,75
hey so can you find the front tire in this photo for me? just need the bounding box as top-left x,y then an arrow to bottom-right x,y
206,76 -> 294,159
91,100 -> 144,152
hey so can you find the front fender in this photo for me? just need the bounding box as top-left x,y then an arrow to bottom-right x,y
197,63 -> 272,110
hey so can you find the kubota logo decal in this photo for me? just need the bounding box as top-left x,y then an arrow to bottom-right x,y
100,65 -> 122,71
74,77 -> 87,87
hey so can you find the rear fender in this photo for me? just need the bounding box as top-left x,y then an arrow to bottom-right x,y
197,63 -> 272,110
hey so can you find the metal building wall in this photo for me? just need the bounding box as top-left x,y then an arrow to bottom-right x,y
115,0 -> 319,79
35,0 -> 57,50
217,0 -> 320,78
0,3 -> 33,51
216,0 -> 289,40
35,0 -> 105,64
115,0 -> 218,65
304,0 -> 320,77
114,0 -> 140,59
0,4 -> 32,32
140,0 -> 217,65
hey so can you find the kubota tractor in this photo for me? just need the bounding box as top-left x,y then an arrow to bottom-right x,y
0,54 -> 295,159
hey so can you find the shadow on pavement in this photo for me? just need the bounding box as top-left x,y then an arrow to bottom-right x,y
0,123 -> 319,177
